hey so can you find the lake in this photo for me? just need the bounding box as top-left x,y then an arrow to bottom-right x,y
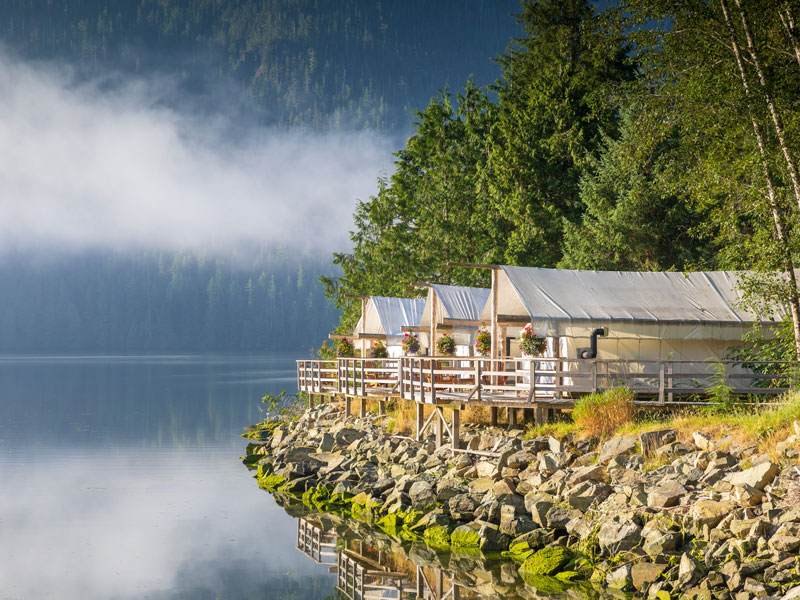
0,354 -> 339,600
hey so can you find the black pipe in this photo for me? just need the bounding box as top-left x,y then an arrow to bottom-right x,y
580,328 -> 606,359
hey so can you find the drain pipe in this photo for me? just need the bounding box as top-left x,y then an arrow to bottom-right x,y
580,328 -> 607,359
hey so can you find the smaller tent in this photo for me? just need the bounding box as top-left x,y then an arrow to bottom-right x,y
418,284 -> 491,356
354,296 -> 426,357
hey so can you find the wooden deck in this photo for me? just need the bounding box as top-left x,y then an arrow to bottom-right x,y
298,356 -> 795,404
296,356 -> 797,448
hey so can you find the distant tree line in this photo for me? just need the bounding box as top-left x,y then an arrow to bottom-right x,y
0,0 -> 521,131
0,249 -> 339,352
324,0 -> 800,359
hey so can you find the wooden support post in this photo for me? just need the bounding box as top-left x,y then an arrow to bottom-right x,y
508,407 -> 517,428
490,268 -> 498,363
308,393 -> 314,409
435,569 -> 443,598
398,358 -> 405,398
416,402 -> 425,441
535,406 -> 543,425
592,360 -> 598,394
345,396 -> 352,418
430,289 -> 437,357
379,398 -> 386,416
667,362 -> 674,403
435,407 -> 443,448
529,359 -> 536,401
416,566 -> 424,597
360,359 -> 365,397
658,361 -> 665,405
452,406 -> 460,451
490,406 -> 498,427
360,397 -> 367,418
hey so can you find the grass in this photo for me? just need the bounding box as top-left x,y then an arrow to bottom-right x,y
571,388 -> 635,439
327,386 -> 800,458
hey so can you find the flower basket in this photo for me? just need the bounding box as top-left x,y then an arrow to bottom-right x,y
369,340 -> 389,359
474,329 -> 491,357
436,334 -> 456,356
336,338 -> 355,358
519,324 -> 547,357
402,332 -> 420,355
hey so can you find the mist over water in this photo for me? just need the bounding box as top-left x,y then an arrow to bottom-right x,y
0,50 -> 394,257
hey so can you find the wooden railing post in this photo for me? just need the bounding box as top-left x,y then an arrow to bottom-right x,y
429,358 -> 436,404
658,361 -> 665,405
360,359 -> 365,397
475,359 -> 482,401
592,360 -> 597,394
398,358 -> 405,397
529,359 -> 536,401
452,406 -> 460,450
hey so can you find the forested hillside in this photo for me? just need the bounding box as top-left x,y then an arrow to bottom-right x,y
0,249 -> 338,353
325,0 -> 800,359
0,0 -> 521,130
0,1 -> 523,353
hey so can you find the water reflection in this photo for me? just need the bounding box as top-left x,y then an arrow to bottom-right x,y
277,493 -> 598,600
0,355 -> 339,600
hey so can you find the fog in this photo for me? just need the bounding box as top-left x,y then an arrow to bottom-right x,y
0,51 -> 394,256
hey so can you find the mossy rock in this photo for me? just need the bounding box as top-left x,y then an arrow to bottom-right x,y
257,473 -> 286,492
377,513 -> 403,536
397,527 -> 422,542
350,502 -> 377,523
450,525 -> 481,549
519,546 -> 572,577
520,574 -> 571,594
423,525 -> 452,550
241,453 -> 263,468
503,540 -> 536,562
555,570 -> 580,582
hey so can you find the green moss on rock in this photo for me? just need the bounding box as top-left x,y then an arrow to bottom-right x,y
519,546 -> 572,577
423,525 -> 452,549
450,525 -> 481,549
520,574 -> 570,593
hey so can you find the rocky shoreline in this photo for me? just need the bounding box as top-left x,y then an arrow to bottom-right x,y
244,403 -> 800,599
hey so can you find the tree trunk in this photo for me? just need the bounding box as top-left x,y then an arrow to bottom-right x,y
733,0 -> 800,214
779,3 -> 800,71
721,0 -> 800,360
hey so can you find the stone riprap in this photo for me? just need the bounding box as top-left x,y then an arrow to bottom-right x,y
244,403 -> 800,599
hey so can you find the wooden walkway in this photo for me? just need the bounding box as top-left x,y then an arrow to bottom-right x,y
297,356 -> 797,447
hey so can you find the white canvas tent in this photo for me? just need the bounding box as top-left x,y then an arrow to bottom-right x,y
418,284 -> 491,356
480,266 -> 783,364
354,296 -> 426,357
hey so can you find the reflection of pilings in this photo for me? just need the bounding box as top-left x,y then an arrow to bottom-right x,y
336,548 -> 415,599
415,566 -> 462,600
296,518 -> 338,566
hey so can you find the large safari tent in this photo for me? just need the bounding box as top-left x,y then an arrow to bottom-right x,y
480,265 -> 782,368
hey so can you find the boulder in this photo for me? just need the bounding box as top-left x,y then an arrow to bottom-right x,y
691,500 -> 737,528
733,483 -> 764,507
693,431 -> 714,451
524,492 -> 554,528
639,429 -> 677,458
568,465 -> 605,485
726,462 -> 778,491
506,450 -> 536,470
449,494 -> 479,521
678,553 -> 703,589
648,481 -> 687,508
607,564 -> 633,590
598,436 -> 638,464
409,481 -> 436,508
519,546 -> 572,577
598,518 -> 643,555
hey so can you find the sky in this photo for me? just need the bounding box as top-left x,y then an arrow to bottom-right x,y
0,50 -> 395,257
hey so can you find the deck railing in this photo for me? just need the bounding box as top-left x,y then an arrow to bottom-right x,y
297,357 -> 798,406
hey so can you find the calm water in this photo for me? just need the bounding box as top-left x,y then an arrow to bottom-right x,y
0,355 -> 338,600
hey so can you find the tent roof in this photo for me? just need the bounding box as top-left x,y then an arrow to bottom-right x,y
482,266 -> 782,327
356,296 -> 425,339
419,284 -> 490,328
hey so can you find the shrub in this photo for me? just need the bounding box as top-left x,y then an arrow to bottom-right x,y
369,340 -> 389,358
572,388 -> 635,438
474,330 -> 491,356
436,334 -> 456,356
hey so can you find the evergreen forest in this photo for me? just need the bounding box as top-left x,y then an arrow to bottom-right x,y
324,0 -> 800,361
